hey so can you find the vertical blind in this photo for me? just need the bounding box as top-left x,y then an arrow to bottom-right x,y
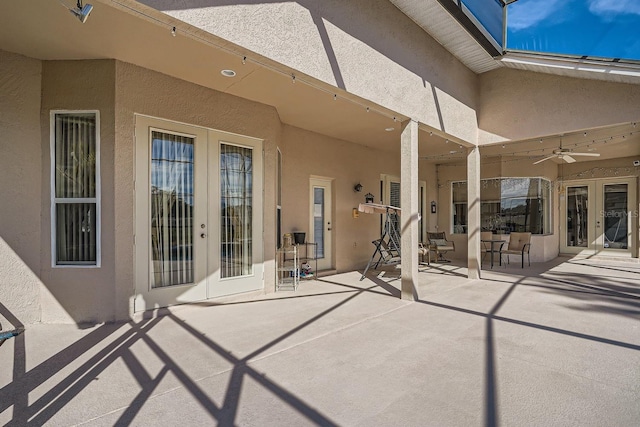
150,131 -> 194,287
220,143 -> 253,278
54,113 -> 98,264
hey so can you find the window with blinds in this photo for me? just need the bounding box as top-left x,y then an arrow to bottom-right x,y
52,112 -> 100,266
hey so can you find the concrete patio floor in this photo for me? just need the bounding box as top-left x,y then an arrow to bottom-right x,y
1,257 -> 639,426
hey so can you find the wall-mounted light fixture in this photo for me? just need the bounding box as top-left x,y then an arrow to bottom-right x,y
354,183 -> 363,192
365,193 -> 375,204
431,201 -> 437,214
70,0 -> 93,23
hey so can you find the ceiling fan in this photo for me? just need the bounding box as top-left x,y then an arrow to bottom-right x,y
533,141 -> 600,165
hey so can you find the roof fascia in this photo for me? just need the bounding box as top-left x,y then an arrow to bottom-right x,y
435,0 -> 503,57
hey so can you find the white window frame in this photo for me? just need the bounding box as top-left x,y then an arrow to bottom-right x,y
50,110 -> 101,268
450,177 -> 553,235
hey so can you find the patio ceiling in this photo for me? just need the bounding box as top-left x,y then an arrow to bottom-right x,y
0,0 -> 461,157
421,121 -> 640,165
0,0 -> 637,164
480,122 -> 640,163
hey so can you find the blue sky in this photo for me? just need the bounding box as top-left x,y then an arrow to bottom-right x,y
506,0 -> 640,61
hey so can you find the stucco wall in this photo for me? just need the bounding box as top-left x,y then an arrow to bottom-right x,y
40,60 -> 117,324
478,68 -> 640,143
114,61 -> 281,319
0,50 -> 43,325
139,0 -> 480,144
30,57 -> 437,323
280,125 -> 435,272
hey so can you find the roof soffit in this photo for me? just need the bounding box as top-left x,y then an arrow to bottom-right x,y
389,0 -> 501,74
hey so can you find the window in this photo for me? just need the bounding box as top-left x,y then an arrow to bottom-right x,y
380,174 -> 428,242
220,143 -> 253,278
51,111 -> 100,266
452,178 -> 552,235
150,130 -> 194,287
452,181 -> 468,234
276,148 -> 282,248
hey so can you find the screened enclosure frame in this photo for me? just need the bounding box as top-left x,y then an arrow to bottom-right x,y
49,110 -> 101,268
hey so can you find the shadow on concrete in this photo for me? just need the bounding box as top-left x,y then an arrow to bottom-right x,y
415,257 -> 640,427
567,259 -> 640,275
0,282 -> 392,425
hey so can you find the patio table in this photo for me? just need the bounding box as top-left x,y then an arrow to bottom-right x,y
481,239 -> 506,269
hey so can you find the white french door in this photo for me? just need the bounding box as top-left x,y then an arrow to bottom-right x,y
134,116 -> 263,312
309,177 -> 333,271
561,177 -> 635,257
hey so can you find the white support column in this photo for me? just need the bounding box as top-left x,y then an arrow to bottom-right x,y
401,119 -> 419,300
467,146 -> 481,279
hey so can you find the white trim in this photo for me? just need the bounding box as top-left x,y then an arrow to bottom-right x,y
50,110 -> 101,268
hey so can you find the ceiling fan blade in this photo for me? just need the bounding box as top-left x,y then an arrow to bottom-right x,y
562,155 -> 576,163
569,152 -> 601,157
533,155 -> 557,165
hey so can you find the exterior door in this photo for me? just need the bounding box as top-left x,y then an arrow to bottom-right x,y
381,174 -> 427,242
134,116 -> 263,312
310,177 -> 333,271
561,177 -> 635,257
208,132 -> 263,298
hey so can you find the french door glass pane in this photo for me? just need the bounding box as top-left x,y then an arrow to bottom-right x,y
603,184 -> 628,249
567,186 -> 588,247
314,187 -> 325,258
56,203 -> 96,263
150,131 -> 194,288
220,144 -> 253,278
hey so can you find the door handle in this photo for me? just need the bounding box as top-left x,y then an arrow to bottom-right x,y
201,233 -> 207,238
327,228 -> 332,231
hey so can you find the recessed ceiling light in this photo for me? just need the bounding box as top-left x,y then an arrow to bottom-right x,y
221,69 -> 236,77
385,127 -> 395,132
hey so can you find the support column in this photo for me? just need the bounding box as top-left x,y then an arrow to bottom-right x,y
467,146 -> 481,279
401,120 -> 419,300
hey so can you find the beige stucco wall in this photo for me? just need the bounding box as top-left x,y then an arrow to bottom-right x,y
23,56 -> 437,324
115,61 -> 282,319
280,125 -> 436,272
40,60 -> 117,324
0,50 -> 43,325
139,0 -> 480,144
478,68 -> 640,143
